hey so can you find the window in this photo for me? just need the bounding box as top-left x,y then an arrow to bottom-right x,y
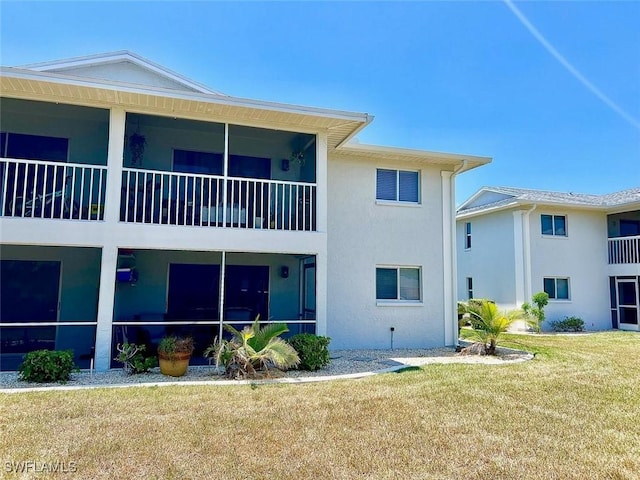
541,214 -> 567,236
1,132 -> 68,162
544,277 -> 570,300
376,169 -> 419,203
466,277 -> 473,300
173,149 -> 223,175
376,267 -> 421,301
465,222 -> 472,249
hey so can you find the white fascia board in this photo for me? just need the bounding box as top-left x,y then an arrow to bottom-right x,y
457,199 -> 619,220
0,67 -> 371,125
456,200 -> 522,220
605,201 -> 640,215
337,142 -> 492,168
17,51 -> 220,95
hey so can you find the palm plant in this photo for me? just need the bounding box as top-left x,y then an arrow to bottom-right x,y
205,315 -> 300,379
465,300 -> 523,355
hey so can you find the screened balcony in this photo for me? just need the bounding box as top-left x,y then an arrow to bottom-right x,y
120,114 -> 317,231
607,211 -> 640,265
0,98 -> 109,221
111,249 -> 316,367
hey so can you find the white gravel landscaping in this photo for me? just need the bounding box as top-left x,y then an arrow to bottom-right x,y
0,345 -> 533,392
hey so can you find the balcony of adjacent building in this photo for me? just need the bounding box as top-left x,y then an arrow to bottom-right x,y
0,99 -> 319,233
607,211 -> 640,266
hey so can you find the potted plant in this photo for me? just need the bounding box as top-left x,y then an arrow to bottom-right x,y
157,335 -> 194,377
128,132 -> 146,166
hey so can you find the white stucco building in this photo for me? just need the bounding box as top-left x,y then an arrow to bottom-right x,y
0,51 -> 491,371
456,186 -> 640,331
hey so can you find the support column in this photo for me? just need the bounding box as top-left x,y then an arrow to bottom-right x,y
315,249 -> 328,336
314,132 -> 328,336
94,244 -> 118,370
94,108 -> 127,370
441,171 -> 457,346
218,251 -> 226,341
316,132 -> 328,233
104,108 -> 126,224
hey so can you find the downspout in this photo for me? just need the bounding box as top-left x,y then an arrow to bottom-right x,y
443,160 -> 468,347
522,204 -> 537,303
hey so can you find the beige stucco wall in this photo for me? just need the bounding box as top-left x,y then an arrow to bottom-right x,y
327,154 -> 446,349
528,207 -> 610,329
456,209 -> 517,307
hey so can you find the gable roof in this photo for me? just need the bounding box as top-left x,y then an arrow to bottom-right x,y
1,53 -> 372,149
1,51 -> 488,169
17,51 -> 220,95
457,186 -> 640,218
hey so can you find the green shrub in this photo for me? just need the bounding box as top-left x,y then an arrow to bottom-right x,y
18,349 -> 78,383
114,343 -> 157,374
288,334 -> 331,371
522,292 -> 549,332
549,316 -> 585,332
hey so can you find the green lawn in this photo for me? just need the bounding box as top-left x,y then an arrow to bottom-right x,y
1,332 -> 639,479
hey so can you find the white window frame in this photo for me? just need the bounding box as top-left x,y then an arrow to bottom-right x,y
466,277 -> 473,300
541,214 -> 567,237
375,265 -> 423,306
375,168 -> 421,205
543,277 -> 571,301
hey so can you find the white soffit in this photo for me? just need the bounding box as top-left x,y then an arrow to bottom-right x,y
0,67 -> 371,149
334,142 -> 492,170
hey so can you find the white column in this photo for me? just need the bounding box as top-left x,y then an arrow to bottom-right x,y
316,132 -> 328,233
218,251 -> 226,341
94,108 -> 127,370
94,244 -> 118,370
513,210 -> 526,306
441,171 -> 457,346
104,108 -> 126,224
315,249 -> 328,336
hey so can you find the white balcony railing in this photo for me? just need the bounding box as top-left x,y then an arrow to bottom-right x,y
1,158 -> 107,221
121,168 -> 316,231
608,235 -> 640,265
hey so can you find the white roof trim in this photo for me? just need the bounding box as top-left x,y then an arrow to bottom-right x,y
457,186 -> 640,218
1,66 -> 371,124
338,141 -> 492,168
17,51 -> 221,95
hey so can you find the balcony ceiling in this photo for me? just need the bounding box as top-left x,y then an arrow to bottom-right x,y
0,68 -> 371,150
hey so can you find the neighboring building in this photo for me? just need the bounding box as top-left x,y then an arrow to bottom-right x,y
456,186 -> 640,331
0,51 -> 491,371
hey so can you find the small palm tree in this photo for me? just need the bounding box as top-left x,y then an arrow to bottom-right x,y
205,315 -> 300,379
465,300 -> 522,355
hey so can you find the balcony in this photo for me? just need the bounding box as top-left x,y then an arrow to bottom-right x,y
120,167 -> 316,231
608,235 -> 640,265
1,158 -> 107,221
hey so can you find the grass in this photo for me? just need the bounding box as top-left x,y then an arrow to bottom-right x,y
1,332 -> 639,479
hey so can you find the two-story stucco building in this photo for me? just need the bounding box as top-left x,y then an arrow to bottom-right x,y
456,186 -> 640,331
0,51 -> 491,371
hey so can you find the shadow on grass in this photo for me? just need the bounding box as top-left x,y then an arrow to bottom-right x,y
392,366 -> 422,374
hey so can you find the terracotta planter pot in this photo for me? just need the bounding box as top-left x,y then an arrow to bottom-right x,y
158,351 -> 192,377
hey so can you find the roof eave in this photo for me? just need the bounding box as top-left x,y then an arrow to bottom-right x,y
0,67 -> 370,147
335,142 -> 492,169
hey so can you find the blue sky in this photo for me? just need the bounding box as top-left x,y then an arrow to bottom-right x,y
1,1 -> 638,204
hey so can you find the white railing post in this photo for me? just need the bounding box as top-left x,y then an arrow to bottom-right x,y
608,235 -> 640,264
